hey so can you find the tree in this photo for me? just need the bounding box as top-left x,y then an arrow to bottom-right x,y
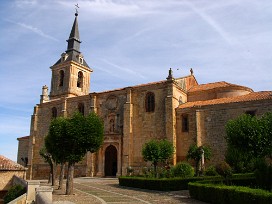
142,139 -> 174,176
226,113 -> 272,160
39,146 -> 57,186
45,112 -> 104,195
45,117 -> 68,189
186,144 -> 211,175
225,113 -> 272,172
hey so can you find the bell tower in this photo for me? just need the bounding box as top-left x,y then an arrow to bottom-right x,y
50,12 -> 92,100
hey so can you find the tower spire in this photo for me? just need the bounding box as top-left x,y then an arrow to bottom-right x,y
66,12 -> 81,53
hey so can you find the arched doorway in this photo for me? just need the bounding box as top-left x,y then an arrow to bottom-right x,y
104,145 -> 117,177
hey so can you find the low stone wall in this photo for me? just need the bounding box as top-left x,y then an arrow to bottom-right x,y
0,171 -> 25,191
12,176 -> 27,188
7,193 -> 26,204
35,187 -> 53,204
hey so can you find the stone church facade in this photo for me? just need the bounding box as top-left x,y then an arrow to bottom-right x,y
17,13 -> 272,179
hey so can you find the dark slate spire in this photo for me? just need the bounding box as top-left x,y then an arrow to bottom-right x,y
66,12 -> 81,53
53,11 -> 89,68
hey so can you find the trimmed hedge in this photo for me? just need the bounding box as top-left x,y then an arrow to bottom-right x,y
189,182 -> 272,204
119,173 -> 256,191
119,176 -> 220,191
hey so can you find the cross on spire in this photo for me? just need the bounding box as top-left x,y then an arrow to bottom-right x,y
75,3 -> 79,16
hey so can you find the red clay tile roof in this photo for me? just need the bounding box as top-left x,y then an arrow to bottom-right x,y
0,155 -> 26,171
91,80 -> 167,94
188,81 -> 253,93
179,91 -> 272,109
17,136 -> 29,140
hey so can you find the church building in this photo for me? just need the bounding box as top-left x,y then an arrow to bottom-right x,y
17,13 -> 272,179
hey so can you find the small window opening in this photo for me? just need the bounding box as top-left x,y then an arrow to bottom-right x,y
78,103 -> 84,115
145,92 -> 155,112
77,71 -> 83,88
79,57 -> 83,64
52,107 -> 57,119
245,110 -> 256,117
59,70 -> 64,87
182,114 -> 189,132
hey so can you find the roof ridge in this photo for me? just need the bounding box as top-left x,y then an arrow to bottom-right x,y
0,155 -> 26,170
179,91 -> 272,109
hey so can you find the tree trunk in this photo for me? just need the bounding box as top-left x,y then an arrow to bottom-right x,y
52,162 -> 57,186
49,162 -> 53,184
66,163 -> 74,195
58,163 -> 65,189
48,173 -> 52,184
154,162 -> 158,178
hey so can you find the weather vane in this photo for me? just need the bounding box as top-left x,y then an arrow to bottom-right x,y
75,3 -> 79,15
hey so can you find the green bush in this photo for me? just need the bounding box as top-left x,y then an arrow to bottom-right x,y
172,162 -> 194,178
255,160 -> 272,191
189,182 -> 272,204
216,161 -> 232,179
204,166 -> 218,176
119,176 -> 216,191
3,185 -> 26,204
225,147 -> 257,173
119,173 -> 257,191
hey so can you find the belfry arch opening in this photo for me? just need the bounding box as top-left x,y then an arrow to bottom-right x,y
104,145 -> 117,177
77,71 -> 83,88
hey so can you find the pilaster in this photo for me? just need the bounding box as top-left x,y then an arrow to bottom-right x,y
122,88 -> 133,173
165,81 -> 177,165
196,109 -> 205,146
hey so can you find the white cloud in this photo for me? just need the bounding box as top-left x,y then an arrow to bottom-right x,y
185,1 -> 235,45
5,19 -> 59,42
100,58 -> 146,79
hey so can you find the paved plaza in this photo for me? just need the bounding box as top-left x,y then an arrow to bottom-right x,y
52,178 -> 207,204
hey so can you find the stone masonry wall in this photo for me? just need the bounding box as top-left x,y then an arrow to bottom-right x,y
0,171 -> 25,191
176,99 -> 272,166
17,138 -> 29,166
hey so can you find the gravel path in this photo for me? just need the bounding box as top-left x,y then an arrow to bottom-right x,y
51,178 -> 207,204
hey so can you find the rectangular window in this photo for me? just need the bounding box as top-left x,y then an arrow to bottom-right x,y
182,114 -> 189,132
245,110 -> 256,117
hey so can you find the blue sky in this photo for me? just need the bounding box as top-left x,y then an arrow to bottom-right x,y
0,0 -> 271,161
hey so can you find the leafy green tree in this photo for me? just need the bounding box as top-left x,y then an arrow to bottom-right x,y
39,146 -> 57,186
45,117 -> 68,189
225,113 -> 272,166
45,112 -> 104,195
142,139 -> 174,176
186,144 -> 212,175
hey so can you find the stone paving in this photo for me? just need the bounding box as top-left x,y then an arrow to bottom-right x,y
52,178 -> 207,204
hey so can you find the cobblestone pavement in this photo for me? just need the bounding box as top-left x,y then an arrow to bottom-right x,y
52,178 -> 207,204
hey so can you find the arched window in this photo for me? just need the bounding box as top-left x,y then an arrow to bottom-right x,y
78,103 -> 84,115
52,107 -> 57,119
77,71 -> 83,88
109,119 -> 115,133
145,92 -> 155,112
59,70 -> 64,87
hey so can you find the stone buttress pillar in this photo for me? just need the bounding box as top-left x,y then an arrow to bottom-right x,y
196,109 -> 205,147
27,105 -> 39,179
122,88 -> 133,174
165,80 -> 177,165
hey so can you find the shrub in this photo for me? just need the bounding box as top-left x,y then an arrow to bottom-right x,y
119,176 -> 213,191
172,162 -> 194,178
255,160 -> 272,191
216,161 -> 232,179
189,182 -> 272,204
204,165 -> 218,176
225,147 -> 257,173
3,185 -> 26,204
